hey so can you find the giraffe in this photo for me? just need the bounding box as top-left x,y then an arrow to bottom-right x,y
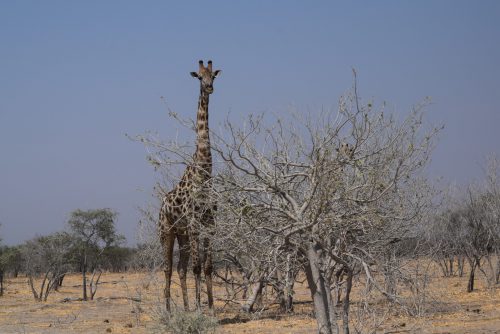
159,60 -> 221,312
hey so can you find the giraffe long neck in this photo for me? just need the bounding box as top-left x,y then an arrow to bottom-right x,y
194,91 -> 212,176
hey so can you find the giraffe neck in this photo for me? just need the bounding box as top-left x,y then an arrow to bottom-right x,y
194,91 -> 212,175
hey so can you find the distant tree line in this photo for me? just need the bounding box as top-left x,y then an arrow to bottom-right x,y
0,208 -> 142,301
423,157 -> 500,292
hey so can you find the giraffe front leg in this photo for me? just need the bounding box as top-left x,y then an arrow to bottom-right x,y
177,234 -> 190,311
190,230 -> 202,311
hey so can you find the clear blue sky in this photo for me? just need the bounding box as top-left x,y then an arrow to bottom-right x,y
1,1 -> 499,245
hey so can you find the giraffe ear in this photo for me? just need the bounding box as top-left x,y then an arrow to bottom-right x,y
213,70 -> 221,78
190,72 -> 200,79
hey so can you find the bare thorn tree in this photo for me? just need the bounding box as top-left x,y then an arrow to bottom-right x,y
21,233 -> 73,301
138,77 -> 440,334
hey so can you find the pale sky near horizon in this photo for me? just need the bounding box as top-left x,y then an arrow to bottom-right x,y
1,1 -> 499,246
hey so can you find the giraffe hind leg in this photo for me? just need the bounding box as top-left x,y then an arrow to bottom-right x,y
203,236 -> 214,311
160,221 -> 175,312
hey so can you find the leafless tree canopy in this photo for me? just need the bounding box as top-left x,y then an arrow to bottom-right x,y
138,79 -> 441,334
20,233 -> 73,301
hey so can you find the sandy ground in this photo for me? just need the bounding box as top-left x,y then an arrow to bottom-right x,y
0,268 -> 499,333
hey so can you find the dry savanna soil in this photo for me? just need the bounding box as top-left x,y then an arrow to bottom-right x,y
0,266 -> 499,333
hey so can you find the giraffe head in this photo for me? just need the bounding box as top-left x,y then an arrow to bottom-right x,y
190,60 -> 221,95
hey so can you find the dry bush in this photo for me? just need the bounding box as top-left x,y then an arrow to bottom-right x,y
153,307 -> 218,334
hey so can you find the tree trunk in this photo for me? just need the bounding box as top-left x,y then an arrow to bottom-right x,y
384,253 -> 397,295
241,271 -> 252,300
28,275 -> 39,300
457,256 -> 465,277
496,253 -> 500,284
90,270 -> 102,300
278,280 -> 294,313
223,266 -> 232,301
325,279 -> 336,331
0,270 -> 4,296
43,274 -> 58,302
333,267 -> 344,306
242,279 -> 264,313
82,252 -> 88,301
304,241 -> 337,334
57,274 -> 65,289
277,258 -> 295,313
467,258 -> 478,293
437,259 -> 450,277
342,269 -> 353,334
38,271 -> 50,302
